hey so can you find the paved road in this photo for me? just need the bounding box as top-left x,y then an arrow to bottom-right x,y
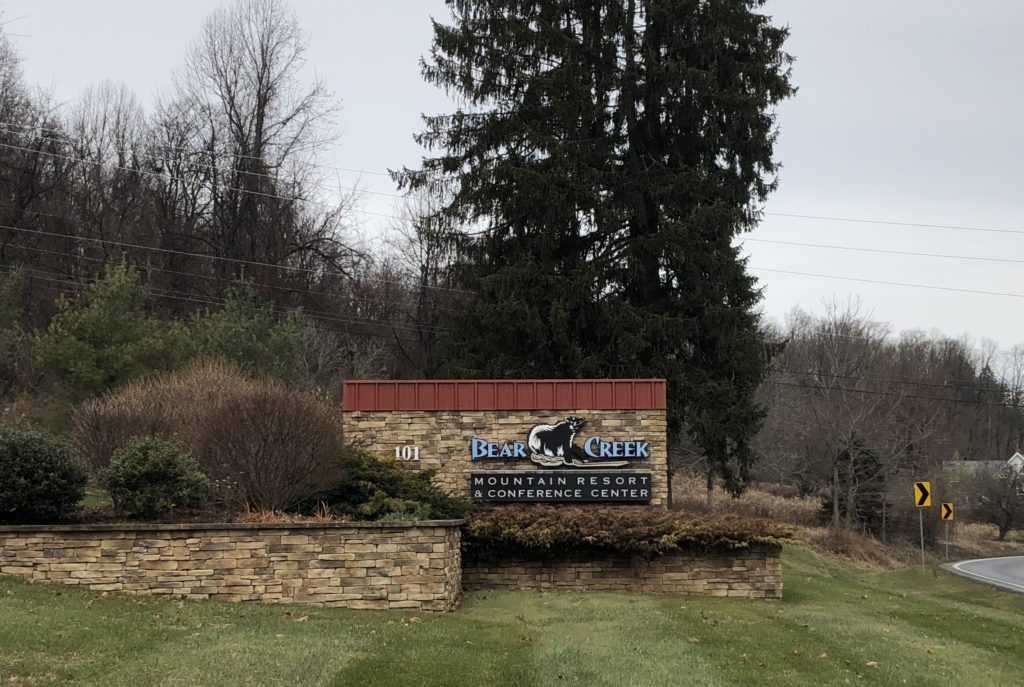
947,556 -> 1024,594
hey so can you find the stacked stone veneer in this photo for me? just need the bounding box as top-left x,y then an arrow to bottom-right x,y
463,545 -> 782,599
344,409 -> 670,508
0,522 -> 462,611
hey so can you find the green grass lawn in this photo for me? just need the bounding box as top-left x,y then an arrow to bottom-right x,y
1,547 -> 1023,686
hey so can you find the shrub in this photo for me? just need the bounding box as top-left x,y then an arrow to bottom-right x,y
0,426 -> 88,524
194,386 -> 346,511
322,446 -> 472,521
106,437 -> 210,518
72,360 -> 257,470
72,360 -> 347,512
463,505 -> 794,559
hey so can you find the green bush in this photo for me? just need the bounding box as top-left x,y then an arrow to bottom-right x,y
106,437 -> 210,518
463,505 -> 794,559
0,426 -> 88,524
322,447 -> 472,521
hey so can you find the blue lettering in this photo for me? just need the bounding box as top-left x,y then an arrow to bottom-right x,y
514,442 -> 527,458
471,438 -> 489,460
499,442 -> 513,458
581,436 -> 650,460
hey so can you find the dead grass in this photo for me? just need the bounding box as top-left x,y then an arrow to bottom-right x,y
672,474 -> 821,526
946,521 -> 1024,558
788,525 -> 911,569
672,472 -> 1024,569
233,502 -> 350,524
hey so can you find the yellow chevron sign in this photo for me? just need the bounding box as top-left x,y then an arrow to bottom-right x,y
941,502 -> 954,521
914,482 -> 931,508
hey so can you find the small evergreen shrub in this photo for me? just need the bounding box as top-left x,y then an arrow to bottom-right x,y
322,446 -> 472,521
463,505 -> 794,559
0,426 -> 88,524
106,437 -> 210,518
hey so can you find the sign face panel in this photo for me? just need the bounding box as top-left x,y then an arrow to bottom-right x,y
471,415 -> 650,469
941,502 -> 954,521
470,471 -> 652,503
914,481 -> 932,508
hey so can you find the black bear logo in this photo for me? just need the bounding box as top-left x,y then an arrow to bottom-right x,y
527,416 -> 586,460
526,416 -> 629,468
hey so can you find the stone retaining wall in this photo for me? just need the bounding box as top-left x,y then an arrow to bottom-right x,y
343,409 -> 670,507
0,521 -> 462,611
462,545 -> 782,599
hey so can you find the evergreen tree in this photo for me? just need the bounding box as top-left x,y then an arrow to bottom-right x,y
192,281 -> 311,384
36,266 -> 190,400
403,0 -> 794,493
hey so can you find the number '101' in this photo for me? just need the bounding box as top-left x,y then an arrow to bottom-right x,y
395,445 -> 420,461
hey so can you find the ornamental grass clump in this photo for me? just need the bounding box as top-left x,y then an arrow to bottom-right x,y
463,505 -> 794,559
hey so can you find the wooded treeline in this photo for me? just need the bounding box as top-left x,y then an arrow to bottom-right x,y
752,301 -> 1024,535
0,0 -> 1021,533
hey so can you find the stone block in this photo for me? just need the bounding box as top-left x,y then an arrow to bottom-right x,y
345,599 -> 390,610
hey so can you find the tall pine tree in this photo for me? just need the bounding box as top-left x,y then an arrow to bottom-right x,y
402,0 -> 794,495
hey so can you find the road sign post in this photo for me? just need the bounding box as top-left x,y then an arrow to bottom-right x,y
914,482 -> 931,568
941,502 -> 954,561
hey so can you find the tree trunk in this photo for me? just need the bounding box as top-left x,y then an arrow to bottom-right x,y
845,476 -> 856,529
831,462 -> 840,529
881,500 -> 887,544
705,468 -> 715,511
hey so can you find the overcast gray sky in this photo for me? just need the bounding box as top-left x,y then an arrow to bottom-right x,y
5,1 -> 1024,347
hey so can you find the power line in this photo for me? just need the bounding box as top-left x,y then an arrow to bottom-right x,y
0,139 -> 409,224
770,367 -> 1015,396
12,267 -> 449,336
764,379 -> 1024,410
5,136 -> 1024,301
9,122 -> 1024,246
749,266 -> 1024,299
0,120 -> 394,178
0,221 -> 474,295
19,273 -> 406,342
0,126 -> 407,201
20,262 -> 1024,403
9,241 -> 465,314
743,238 -> 1024,266
4,215 -> 1024,306
763,212 -> 1024,237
